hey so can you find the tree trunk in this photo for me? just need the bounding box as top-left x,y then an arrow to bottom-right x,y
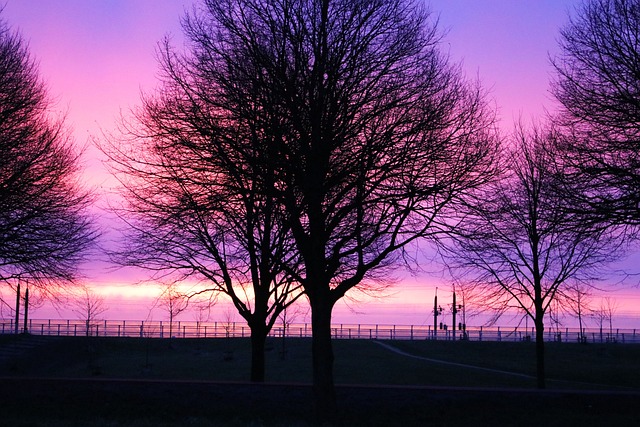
250,326 -> 267,382
311,296 -> 336,418
534,314 -> 546,389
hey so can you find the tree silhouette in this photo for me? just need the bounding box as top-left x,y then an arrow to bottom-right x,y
562,282 -> 593,343
104,2 -> 304,382
443,123 -> 619,388
552,0 -> 640,230
108,0 -> 498,413
0,18 -> 95,299
593,296 -> 619,342
156,283 -> 189,338
71,284 -> 108,337
177,0 -> 496,413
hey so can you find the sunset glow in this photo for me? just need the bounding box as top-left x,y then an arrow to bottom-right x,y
2,0 -> 639,329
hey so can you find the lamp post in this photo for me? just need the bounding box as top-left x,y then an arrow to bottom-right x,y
14,281 -> 20,335
23,286 -> 29,334
433,287 -> 443,339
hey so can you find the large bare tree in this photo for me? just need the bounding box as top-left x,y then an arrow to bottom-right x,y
443,123 -> 619,388
552,0 -> 640,229
0,18 -> 95,303
109,0 -> 498,413
104,4 -> 304,382
167,0 -> 497,413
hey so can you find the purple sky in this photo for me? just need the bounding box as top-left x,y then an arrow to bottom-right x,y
2,1 -> 639,326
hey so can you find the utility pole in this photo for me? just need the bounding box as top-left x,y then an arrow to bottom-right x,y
452,292 -> 457,341
23,287 -> 29,334
14,282 -> 20,334
433,287 -> 443,339
433,288 -> 438,339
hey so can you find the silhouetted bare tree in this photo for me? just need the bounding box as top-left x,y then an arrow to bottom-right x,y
71,284 -> 108,336
562,282 -> 593,343
103,4 -> 304,382
0,18 -> 96,300
593,296 -> 618,342
165,0 -> 498,414
155,283 -> 189,338
107,0 -> 498,413
443,123 -> 620,388
552,0 -> 640,229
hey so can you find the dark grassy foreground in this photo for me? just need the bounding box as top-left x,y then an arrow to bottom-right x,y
0,335 -> 638,426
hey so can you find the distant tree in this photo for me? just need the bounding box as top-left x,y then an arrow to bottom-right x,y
278,299 -> 308,360
0,18 -> 96,299
155,283 -> 189,338
443,123 -> 620,388
71,284 -> 108,336
561,282 -> 593,343
551,0 -> 640,230
593,296 -> 619,342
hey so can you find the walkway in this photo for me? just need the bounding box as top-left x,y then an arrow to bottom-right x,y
373,339 -> 536,380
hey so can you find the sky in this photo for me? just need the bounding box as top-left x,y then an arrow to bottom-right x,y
2,0 -> 639,328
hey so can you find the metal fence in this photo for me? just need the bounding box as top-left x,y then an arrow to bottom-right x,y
1,318 -> 638,343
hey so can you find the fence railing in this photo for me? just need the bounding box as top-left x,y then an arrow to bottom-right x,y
1,319 -> 638,343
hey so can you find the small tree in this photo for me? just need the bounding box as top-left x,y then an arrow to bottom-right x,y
593,296 -> 619,342
562,282 -> 593,343
278,299 -> 308,360
71,284 -> 108,337
156,283 -> 189,338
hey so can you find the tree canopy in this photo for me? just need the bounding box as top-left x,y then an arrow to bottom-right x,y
0,18 -> 95,301
552,0 -> 640,229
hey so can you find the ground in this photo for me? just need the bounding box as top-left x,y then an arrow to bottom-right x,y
0,335 -> 638,426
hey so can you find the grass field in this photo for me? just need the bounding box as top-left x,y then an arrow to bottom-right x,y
0,335 -> 639,426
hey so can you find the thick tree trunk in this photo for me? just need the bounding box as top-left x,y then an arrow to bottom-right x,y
534,314 -> 546,389
250,327 -> 267,382
311,296 -> 336,418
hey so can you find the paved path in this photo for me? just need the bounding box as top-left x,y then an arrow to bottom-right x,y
373,340 -> 640,391
373,339 -> 537,380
